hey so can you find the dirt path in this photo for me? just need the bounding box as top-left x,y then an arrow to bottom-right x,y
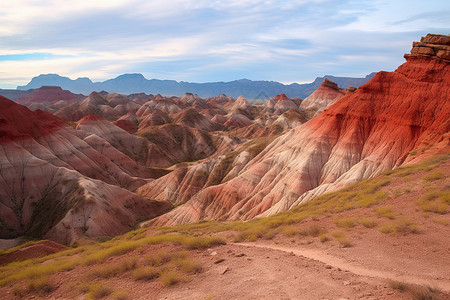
237,242 -> 450,292
156,243 -> 409,300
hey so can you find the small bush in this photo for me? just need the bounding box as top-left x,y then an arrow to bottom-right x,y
360,218 -> 377,228
27,276 -> 55,294
376,206 -> 396,219
334,218 -> 356,229
173,257 -> 202,274
432,218 -> 448,226
417,190 -> 449,214
332,232 -> 352,247
395,218 -> 422,234
380,218 -> 422,235
318,234 -> 330,242
420,201 -> 448,214
181,236 -> 226,249
388,280 -> 441,300
282,225 -> 300,237
133,267 -> 159,281
87,257 -> 137,279
146,252 -> 172,267
88,283 -> 112,299
161,270 -> 182,286
423,171 -> 444,182
112,290 -> 128,300
379,224 -> 396,234
299,223 -> 322,237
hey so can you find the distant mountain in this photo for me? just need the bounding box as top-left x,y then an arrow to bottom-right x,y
16,73 -> 376,99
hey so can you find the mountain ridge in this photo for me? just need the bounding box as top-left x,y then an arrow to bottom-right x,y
15,73 -> 376,99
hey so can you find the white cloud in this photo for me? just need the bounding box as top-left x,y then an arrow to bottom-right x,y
0,0 -> 448,87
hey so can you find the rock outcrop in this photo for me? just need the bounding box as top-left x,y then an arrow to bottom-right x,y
404,34 -> 450,61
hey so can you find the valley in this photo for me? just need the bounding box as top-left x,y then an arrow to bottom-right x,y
0,33 -> 448,299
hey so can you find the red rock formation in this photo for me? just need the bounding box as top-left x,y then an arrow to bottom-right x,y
172,108 -> 225,132
300,78 -> 346,114
0,96 -> 171,243
273,94 -> 289,101
16,86 -> 81,105
149,34 -> 450,226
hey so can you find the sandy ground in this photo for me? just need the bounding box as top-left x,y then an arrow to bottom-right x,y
155,242 -> 412,300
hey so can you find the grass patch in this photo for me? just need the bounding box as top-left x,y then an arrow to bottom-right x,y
133,266 -> 160,281
331,231 -> 352,247
0,233 -> 224,287
86,257 -> 137,279
112,290 -> 129,300
359,218 -> 377,228
423,171 -> 444,182
334,218 -> 356,229
173,257 -> 202,274
417,190 -> 449,214
318,234 -> 330,242
380,218 -> 422,235
388,280 -> 441,300
161,270 -> 183,286
13,276 -> 55,296
432,217 -> 448,226
88,283 -> 112,299
282,225 -> 300,237
376,206 -> 396,219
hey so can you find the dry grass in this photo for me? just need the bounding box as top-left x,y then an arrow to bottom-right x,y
133,266 -> 160,281
379,218 -> 422,235
388,280 -> 442,300
334,218 -> 356,229
86,257 -> 137,279
422,171 -> 444,182
88,282 -> 112,299
318,234 -> 330,242
331,231 -> 352,247
112,290 -> 129,300
12,276 -> 55,296
0,233 -> 224,288
376,206 -> 396,219
173,257 -> 203,274
417,190 -> 449,214
359,218 -> 377,228
161,270 -> 183,286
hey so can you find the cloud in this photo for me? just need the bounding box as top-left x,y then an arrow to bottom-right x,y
0,0 -> 448,88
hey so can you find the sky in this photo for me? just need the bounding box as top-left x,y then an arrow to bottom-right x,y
0,0 -> 448,89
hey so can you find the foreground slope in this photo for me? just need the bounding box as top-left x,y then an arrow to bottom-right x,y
150,34 -> 450,225
0,153 -> 448,299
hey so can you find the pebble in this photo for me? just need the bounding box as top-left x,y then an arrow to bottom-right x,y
220,266 -> 230,275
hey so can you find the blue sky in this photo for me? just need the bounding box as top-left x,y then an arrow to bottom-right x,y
0,0 -> 448,89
